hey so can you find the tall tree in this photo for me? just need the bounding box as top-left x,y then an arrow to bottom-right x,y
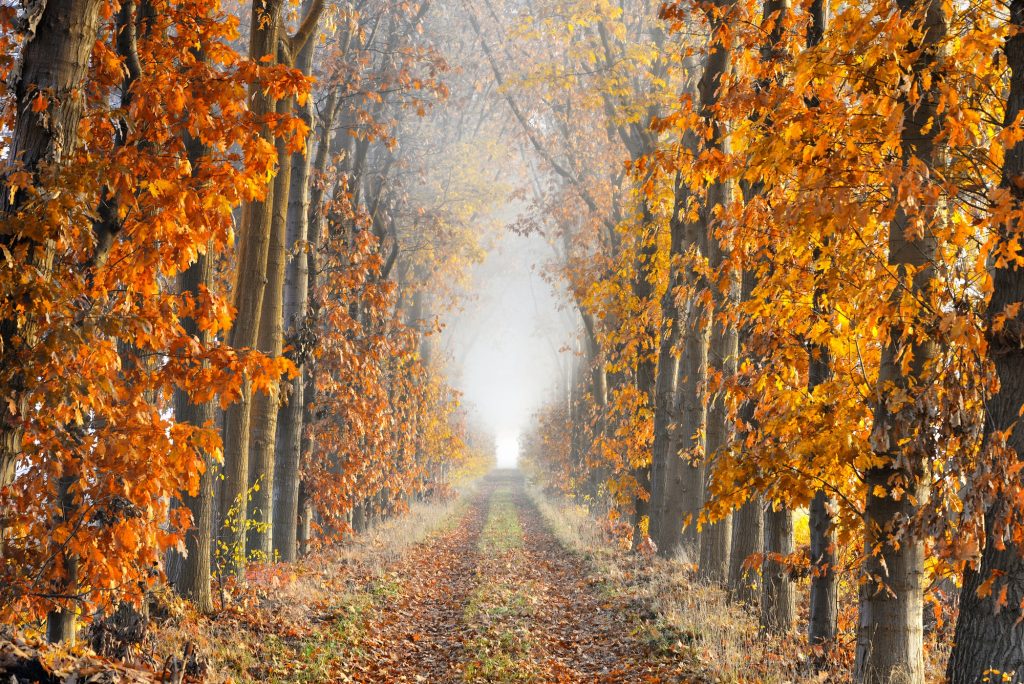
855,0 -> 946,681
946,2 -> 1024,681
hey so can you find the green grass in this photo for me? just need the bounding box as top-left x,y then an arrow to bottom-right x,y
463,629 -> 534,683
462,489 -> 537,682
478,488 -> 523,554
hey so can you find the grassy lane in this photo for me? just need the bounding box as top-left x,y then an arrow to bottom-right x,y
462,484 -> 540,682
289,471 -> 687,683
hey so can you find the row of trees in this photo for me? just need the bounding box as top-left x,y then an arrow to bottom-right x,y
511,0 -> 1024,681
0,0 -> 493,641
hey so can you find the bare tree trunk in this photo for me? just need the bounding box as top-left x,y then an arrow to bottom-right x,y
246,82 -> 298,558
660,7 -> 733,559
698,267 -> 737,582
657,290 -> 707,557
630,201 -> 658,546
808,490 -> 837,646
219,0 -> 285,573
761,504 -> 795,633
728,494 -> 763,604
804,0 -> 837,654
273,37 -> 315,562
729,270 -> 764,603
946,2 -> 1024,681
171,246 -> 215,613
650,172 -> 688,550
46,474 -> 80,643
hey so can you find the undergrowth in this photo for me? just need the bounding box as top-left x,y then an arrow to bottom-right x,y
526,483 -> 957,683
146,483 -> 479,683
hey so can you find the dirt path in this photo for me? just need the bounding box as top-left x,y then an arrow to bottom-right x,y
345,470 -> 685,683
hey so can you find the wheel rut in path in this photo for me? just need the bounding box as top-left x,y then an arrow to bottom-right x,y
345,470 -> 685,683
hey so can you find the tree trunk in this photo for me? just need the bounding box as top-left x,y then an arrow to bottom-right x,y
656,300 -> 706,557
649,173 -> 687,549
729,267 -> 764,603
46,474 -> 80,643
808,489 -> 837,647
272,48 -> 314,561
761,503 -> 795,633
946,2 -> 1024,681
854,2 -> 944,682
804,0 -> 837,654
728,494 -> 763,604
247,97 -> 293,558
655,4 -> 733,560
629,203 -> 658,547
219,0 -> 285,574
0,0 -> 104,498
698,266 -> 738,582
171,247 -> 215,613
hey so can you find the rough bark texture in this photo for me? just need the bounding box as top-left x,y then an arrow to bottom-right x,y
45,474 -> 80,643
654,14 -> 733,557
946,2 -> 1024,681
0,0 -> 104,498
273,43 -> 314,562
650,172 -> 689,551
761,504 -> 795,633
219,0 -> 285,573
171,248 -> 215,613
247,92 -> 294,558
630,200 -> 658,545
808,489 -> 837,647
698,265 -> 737,582
657,296 -> 706,557
854,2 -> 944,682
728,493 -> 763,604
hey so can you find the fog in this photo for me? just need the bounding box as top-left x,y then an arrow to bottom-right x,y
440,216 -> 579,469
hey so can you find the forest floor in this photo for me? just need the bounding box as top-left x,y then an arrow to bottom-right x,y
332,469 -> 686,683
166,469 -> 697,683
2,469 -> 954,683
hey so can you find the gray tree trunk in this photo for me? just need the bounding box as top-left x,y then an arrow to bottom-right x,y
272,36 -> 315,561
698,267 -> 738,582
219,0 -> 285,573
650,172 -> 689,551
804,0 -> 837,654
171,245 -> 216,613
946,1 -> 1024,680
761,504 -> 795,633
247,104 -> 292,557
728,494 -> 763,604
854,2 -> 945,682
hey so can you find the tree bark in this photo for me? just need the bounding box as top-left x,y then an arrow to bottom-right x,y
761,503 -> 795,633
171,245 -> 215,613
272,36 -> 315,562
0,0 -> 104,500
653,9 -> 734,557
698,265 -> 738,582
808,489 -> 837,646
650,172 -> 689,550
219,0 -> 285,573
728,493 -> 763,604
630,200 -> 658,546
247,95 -> 292,557
854,2 -> 945,682
946,1 -> 1024,681
45,474 -> 79,643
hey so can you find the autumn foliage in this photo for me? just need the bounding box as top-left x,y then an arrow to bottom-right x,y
0,0 -> 489,642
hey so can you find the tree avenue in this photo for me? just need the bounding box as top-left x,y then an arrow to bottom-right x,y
4,1 -> 1024,683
